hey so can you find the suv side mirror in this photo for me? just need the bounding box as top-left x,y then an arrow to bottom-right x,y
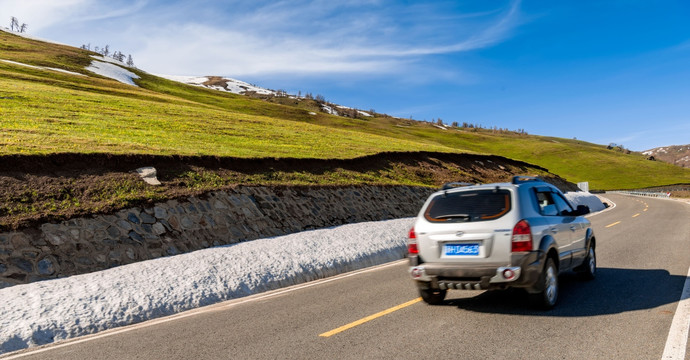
575,205 -> 590,216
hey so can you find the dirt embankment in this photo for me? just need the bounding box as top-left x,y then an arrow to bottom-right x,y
0,151 -> 577,231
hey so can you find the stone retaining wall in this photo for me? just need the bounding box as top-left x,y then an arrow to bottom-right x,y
0,185 -> 433,288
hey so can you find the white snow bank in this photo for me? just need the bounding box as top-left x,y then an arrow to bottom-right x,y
86,59 -> 139,86
564,191 -> 606,212
0,218 -> 413,354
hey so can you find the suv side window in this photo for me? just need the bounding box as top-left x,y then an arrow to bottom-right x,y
535,190 -> 558,216
552,192 -> 574,216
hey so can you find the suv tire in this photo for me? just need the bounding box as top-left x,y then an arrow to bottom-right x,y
531,258 -> 558,309
420,288 -> 447,305
577,246 -> 596,280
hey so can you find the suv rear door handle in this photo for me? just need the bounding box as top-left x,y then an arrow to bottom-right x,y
570,225 -> 577,231
551,227 -> 558,233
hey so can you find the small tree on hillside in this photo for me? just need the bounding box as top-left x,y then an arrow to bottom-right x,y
112,51 -> 125,62
126,54 -> 135,67
19,23 -> 27,33
10,16 -> 18,32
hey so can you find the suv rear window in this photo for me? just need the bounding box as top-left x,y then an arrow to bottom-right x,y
424,189 -> 511,223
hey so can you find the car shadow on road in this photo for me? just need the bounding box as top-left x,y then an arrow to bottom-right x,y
442,267 -> 687,316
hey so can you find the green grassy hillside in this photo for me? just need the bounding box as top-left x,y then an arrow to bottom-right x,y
1,29 -> 688,190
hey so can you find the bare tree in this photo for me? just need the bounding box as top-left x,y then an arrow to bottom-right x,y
103,45 -> 110,57
126,54 -> 134,67
10,16 -> 18,32
19,23 -> 27,33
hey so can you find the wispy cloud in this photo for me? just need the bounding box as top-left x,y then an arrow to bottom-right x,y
1,0 -> 522,78
132,0 -> 521,77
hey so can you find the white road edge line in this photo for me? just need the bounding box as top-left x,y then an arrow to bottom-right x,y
661,266 -> 690,360
1,259 -> 407,359
605,193 -> 689,359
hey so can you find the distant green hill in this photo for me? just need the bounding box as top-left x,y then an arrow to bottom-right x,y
1,29 -> 688,190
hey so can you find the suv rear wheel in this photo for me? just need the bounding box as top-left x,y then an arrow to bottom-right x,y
531,258 -> 558,309
419,288 -> 447,305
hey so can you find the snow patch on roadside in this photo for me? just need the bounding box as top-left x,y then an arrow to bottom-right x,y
0,218 -> 413,354
564,192 -> 606,212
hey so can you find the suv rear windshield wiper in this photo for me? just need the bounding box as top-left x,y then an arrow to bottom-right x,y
434,214 -> 471,220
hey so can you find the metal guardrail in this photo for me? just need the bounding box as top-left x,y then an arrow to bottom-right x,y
607,190 -> 671,198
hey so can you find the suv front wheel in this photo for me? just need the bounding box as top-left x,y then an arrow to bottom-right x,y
576,246 -> 596,280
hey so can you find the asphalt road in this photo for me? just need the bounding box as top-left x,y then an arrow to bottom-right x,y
6,194 -> 690,360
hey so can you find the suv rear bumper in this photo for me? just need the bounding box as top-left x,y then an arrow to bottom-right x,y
409,252 -> 542,291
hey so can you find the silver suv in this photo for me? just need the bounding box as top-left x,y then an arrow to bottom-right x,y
408,176 -> 595,308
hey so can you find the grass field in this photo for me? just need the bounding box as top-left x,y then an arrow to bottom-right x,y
1,29 -> 688,191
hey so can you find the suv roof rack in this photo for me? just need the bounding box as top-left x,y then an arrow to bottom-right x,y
441,182 -> 475,190
511,175 -> 544,184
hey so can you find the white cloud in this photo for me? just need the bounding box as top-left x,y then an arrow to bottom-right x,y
129,0 -> 522,77
2,0 -> 521,78
134,23 -> 404,76
0,0 -> 88,31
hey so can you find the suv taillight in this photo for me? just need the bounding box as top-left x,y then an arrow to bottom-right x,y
408,227 -> 418,254
511,220 -> 533,252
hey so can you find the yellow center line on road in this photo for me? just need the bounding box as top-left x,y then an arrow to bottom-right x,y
319,298 -> 422,337
632,213 -> 640,218
605,221 -> 621,228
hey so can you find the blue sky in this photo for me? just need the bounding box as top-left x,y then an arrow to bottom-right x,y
2,0 -> 689,151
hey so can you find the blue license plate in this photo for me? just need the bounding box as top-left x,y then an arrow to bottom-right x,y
444,243 -> 480,256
